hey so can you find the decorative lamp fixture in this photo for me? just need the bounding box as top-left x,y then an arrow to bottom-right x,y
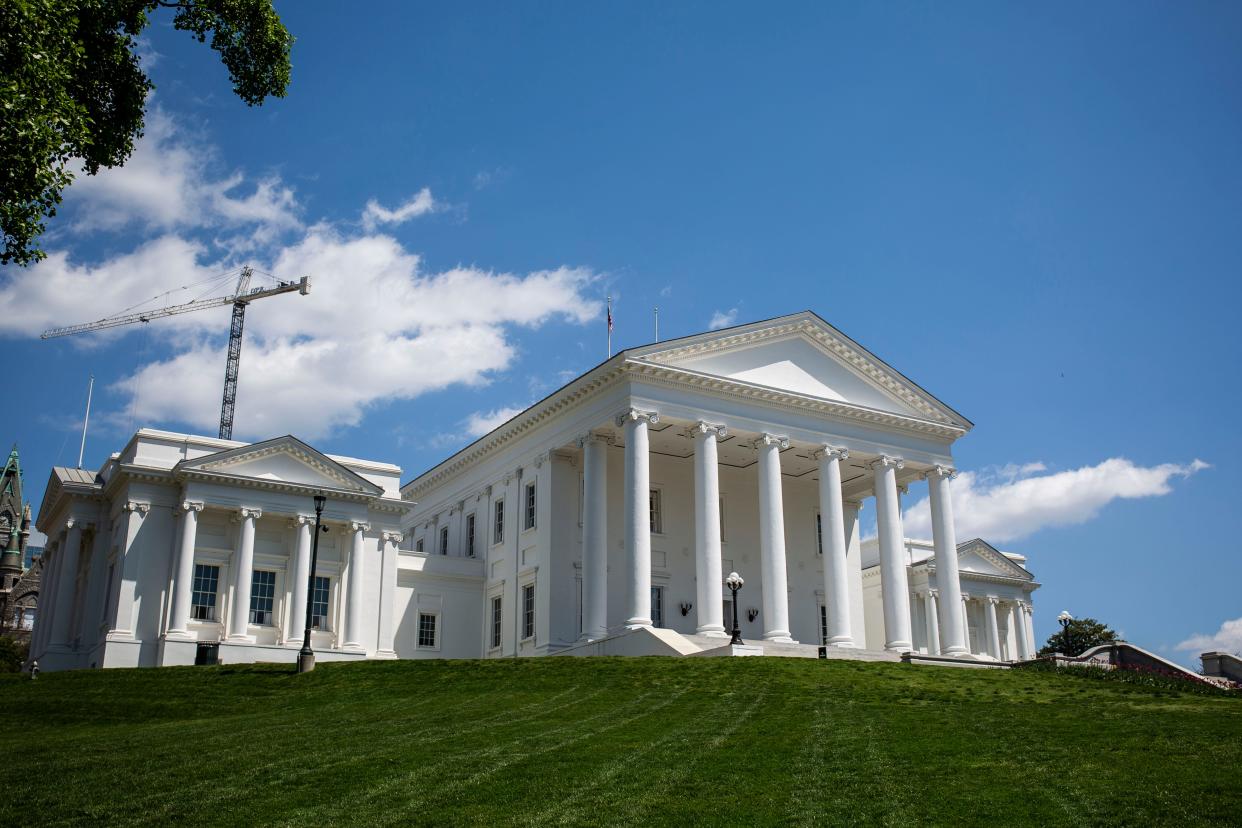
1057,610 -> 1073,657
748,608 -> 759,623
679,602 -> 692,616
298,493 -> 330,674
725,572 -> 744,645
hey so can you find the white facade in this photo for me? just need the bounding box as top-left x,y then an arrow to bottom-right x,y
32,311 -> 1039,669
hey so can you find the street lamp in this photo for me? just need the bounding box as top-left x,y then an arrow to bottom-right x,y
297,494 -> 329,674
726,571 -> 745,645
1057,610 -> 1073,657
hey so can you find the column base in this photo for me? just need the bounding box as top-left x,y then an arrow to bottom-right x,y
226,633 -> 255,644
826,638 -> 858,649
625,620 -> 652,630
763,632 -> 795,643
372,649 -> 398,660
163,630 -> 195,642
580,628 -> 608,642
697,627 -> 729,638
885,641 -> 913,653
941,645 -> 970,657
338,643 -> 365,654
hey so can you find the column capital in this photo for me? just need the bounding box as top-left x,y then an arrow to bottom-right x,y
751,433 -> 789,450
382,531 -> 404,543
292,513 -> 315,526
811,445 -> 849,461
928,588 -> 940,599
614,408 -> 659,428
986,595 -> 999,606
350,520 -> 370,533
688,421 -> 728,439
123,501 -> 151,515
961,592 -> 971,601
869,455 -> 905,471
64,517 -> 76,530
237,507 -> 262,521
922,464 -> 957,480
576,430 -> 614,448
843,499 -> 864,511
180,500 -> 204,513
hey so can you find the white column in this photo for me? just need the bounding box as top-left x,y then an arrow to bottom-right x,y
1013,602 -> 1030,660
31,539 -> 61,657
985,597 -> 1001,660
814,446 -> 854,647
924,589 -> 941,655
166,501 -> 204,639
1024,603 -> 1037,656
755,433 -> 793,643
287,515 -> 313,644
960,594 -> 971,653
617,409 -> 657,629
579,433 -> 609,640
227,508 -> 260,642
925,466 -> 968,656
376,531 -> 400,657
843,501 -> 866,644
692,422 -> 727,637
48,520 -> 84,650
871,456 -> 912,652
342,521 -> 369,650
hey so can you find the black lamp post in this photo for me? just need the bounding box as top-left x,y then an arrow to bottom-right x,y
297,494 -> 328,674
1057,610 -> 1073,657
726,571 -> 744,645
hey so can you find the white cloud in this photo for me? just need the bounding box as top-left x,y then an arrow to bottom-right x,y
464,406 -> 525,439
360,188 -> 436,231
902,458 -> 1210,543
708,308 -> 738,330
66,109 -> 300,239
1177,617 -> 1242,655
1,114 -> 602,441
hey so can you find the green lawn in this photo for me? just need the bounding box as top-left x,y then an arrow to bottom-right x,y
2,657 -> 1238,826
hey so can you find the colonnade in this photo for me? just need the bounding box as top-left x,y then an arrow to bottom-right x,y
165,503 -> 401,655
927,592 -> 1036,660
579,408 -> 972,654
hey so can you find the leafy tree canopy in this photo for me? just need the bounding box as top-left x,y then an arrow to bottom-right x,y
0,0 -> 292,266
1038,616 -> 1118,658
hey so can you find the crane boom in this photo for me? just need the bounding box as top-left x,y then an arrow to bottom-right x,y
40,275 -> 309,339
40,268 -> 311,439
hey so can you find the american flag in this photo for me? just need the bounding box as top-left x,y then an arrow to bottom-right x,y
607,297 -> 613,332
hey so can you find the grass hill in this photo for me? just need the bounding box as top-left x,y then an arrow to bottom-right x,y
2,657 -> 1238,826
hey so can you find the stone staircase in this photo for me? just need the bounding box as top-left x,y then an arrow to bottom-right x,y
681,634 -> 901,662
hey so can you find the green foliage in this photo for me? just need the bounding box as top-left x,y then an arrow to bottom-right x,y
1019,657 -> 1233,697
0,0 -> 292,266
0,658 -> 1239,824
1038,615 -> 1118,657
0,636 -> 27,672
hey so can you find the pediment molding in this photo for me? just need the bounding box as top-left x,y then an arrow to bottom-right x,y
175,436 -> 383,497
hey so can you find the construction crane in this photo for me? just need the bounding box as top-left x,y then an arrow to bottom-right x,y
41,267 -> 310,440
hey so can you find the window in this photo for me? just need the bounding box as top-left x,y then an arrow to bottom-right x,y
524,481 -> 537,530
466,513 -> 476,557
19,608 -> 34,630
249,570 -> 276,625
649,489 -> 663,534
311,576 -> 331,629
418,613 -> 438,648
491,596 -> 502,649
191,564 -> 220,621
816,513 -> 823,555
820,605 -> 829,646
415,538 -> 424,553
494,499 -> 505,545
439,526 -> 449,556
651,586 -> 665,628
522,583 -> 535,640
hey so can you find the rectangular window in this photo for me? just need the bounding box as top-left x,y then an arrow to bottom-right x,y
19,608 -> 34,630
248,570 -> 276,625
651,585 -> 664,628
491,596 -> 502,649
649,489 -> 663,534
439,526 -> 449,556
466,513 -> 476,557
494,499 -> 505,545
191,564 -> 220,621
522,583 -> 535,640
524,481 -> 537,530
418,613 -> 438,648
311,576 -> 331,629
415,538 -> 424,553
820,605 -> 829,646
816,513 -> 823,555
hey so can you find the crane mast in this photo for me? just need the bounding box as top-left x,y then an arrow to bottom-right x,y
41,267 -> 310,440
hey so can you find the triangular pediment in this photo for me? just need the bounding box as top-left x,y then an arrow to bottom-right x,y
627,312 -> 970,428
175,436 -> 382,495
957,539 -> 1033,580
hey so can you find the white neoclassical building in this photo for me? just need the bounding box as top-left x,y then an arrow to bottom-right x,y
31,311 -> 1039,670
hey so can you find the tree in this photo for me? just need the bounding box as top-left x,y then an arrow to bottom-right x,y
1038,616 -> 1118,658
1,0 -> 293,266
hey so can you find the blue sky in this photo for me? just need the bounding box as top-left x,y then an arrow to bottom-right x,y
2,3 -> 1239,663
